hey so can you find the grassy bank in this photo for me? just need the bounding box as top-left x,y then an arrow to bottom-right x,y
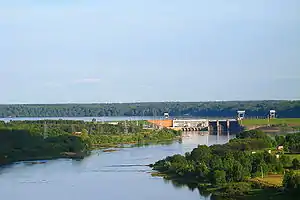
242,118 -> 300,127
285,153 -> 300,160
249,175 -> 283,188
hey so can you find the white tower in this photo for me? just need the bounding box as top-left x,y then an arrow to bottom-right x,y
164,112 -> 169,119
269,110 -> 276,119
237,110 -> 245,120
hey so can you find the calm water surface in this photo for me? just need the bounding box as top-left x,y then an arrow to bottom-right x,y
0,116 -> 155,122
0,133 -> 234,200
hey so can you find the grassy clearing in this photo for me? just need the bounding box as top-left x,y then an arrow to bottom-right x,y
294,170 -> 300,174
285,153 -> 300,160
249,174 -> 283,188
241,118 -> 300,127
259,175 -> 283,186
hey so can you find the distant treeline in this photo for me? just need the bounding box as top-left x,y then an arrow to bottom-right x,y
0,100 -> 300,118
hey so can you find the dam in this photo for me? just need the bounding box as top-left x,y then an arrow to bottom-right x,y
148,118 -> 243,134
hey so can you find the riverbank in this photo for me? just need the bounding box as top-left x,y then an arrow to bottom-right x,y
94,138 -> 180,150
151,130 -> 300,199
150,172 -> 295,200
242,118 -> 300,131
0,120 -> 182,166
1,136 -> 180,166
88,129 -> 181,148
150,171 -> 287,200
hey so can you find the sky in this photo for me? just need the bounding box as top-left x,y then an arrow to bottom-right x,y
0,0 -> 299,104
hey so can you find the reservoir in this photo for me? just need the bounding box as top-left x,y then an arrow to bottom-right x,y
0,132 -> 234,200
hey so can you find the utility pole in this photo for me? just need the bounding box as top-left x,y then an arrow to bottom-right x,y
124,120 -> 128,133
206,132 -> 209,146
88,123 -> 92,134
43,121 -> 48,139
159,116 -> 162,129
71,124 -> 75,133
261,166 -> 264,178
153,109 -> 157,129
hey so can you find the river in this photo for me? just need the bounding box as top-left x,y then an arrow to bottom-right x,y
0,116 -> 232,122
0,132 -> 235,200
0,116 -> 156,122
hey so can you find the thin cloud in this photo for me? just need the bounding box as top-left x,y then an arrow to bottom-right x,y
74,78 -> 101,84
45,78 -> 101,87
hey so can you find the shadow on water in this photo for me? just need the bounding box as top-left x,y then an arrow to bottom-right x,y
104,164 -> 149,167
88,169 -> 151,173
163,178 -> 211,198
0,157 -> 85,173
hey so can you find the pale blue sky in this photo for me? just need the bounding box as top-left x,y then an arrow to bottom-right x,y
1,0 -> 299,103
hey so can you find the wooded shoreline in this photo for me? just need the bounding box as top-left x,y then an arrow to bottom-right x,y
151,130 -> 300,200
0,120 -> 181,166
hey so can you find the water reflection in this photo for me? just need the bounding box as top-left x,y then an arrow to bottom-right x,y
163,177 -> 212,198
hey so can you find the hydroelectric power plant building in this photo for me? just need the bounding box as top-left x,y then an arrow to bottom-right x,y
148,118 -> 242,133
147,110 -> 277,134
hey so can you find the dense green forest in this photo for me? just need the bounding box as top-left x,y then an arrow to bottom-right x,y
0,129 -> 90,165
152,130 -> 300,199
0,120 -> 181,165
0,100 -> 300,118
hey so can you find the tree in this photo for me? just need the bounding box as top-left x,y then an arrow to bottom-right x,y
220,182 -> 252,197
274,162 -> 284,174
283,170 -> 300,192
194,162 -> 209,178
275,135 -> 285,146
209,155 -> 223,170
292,158 -> 300,170
279,155 -> 291,167
228,161 -> 247,182
190,145 -> 212,163
165,154 -> 193,176
211,170 -> 226,186
80,129 -> 92,150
